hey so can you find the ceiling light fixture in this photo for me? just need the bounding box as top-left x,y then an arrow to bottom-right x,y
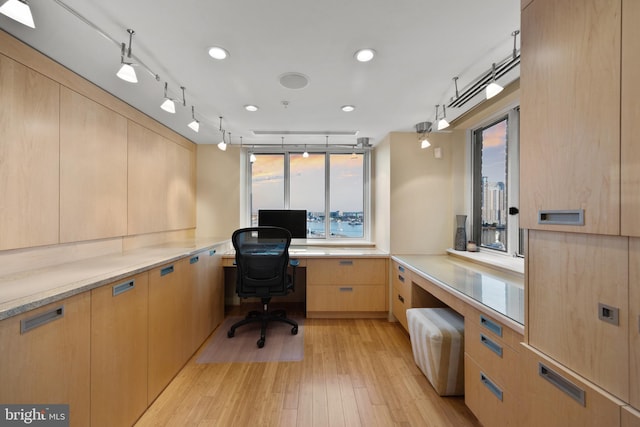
0,0 -> 35,28
244,104 -> 258,112
415,121 -> 432,149
302,145 -> 309,158
188,106 -> 200,132
354,48 -> 375,62
160,82 -> 175,113
217,117 -> 227,151
436,104 -> 450,131
208,46 -> 229,60
341,105 -> 355,112
116,29 -> 137,83
250,151 -> 257,163
485,63 -> 504,99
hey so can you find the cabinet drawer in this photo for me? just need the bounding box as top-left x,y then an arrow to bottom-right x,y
307,258 -> 386,286
465,354 -> 523,427
392,261 -> 411,296
521,344 -> 623,427
307,284 -> 386,312
465,319 -> 522,396
392,284 -> 409,331
465,305 -> 523,351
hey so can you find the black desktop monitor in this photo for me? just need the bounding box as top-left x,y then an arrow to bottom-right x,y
258,210 -> 307,238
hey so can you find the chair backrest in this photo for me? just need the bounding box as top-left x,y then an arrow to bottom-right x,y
232,226 -> 292,298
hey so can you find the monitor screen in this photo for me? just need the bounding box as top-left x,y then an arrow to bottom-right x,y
258,210 -> 307,238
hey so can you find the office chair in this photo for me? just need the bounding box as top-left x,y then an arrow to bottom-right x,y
227,226 -> 299,348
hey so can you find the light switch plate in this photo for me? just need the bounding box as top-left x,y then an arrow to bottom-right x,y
434,147 -> 442,159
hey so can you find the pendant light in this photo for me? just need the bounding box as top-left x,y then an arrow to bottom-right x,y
116,29 -> 137,83
436,105 -> 450,131
485,63 -> 504,99
0,0 -> 35,28
188,106 -> 200,132
217,117 -> 227,151
160,82 -> 175,113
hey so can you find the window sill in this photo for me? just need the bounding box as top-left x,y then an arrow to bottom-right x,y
446,248 -> 524,275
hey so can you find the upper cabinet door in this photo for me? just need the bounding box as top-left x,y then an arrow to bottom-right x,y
60,88 -> 128,243
621,0 -> 640,237
520,0 -> 621,234
0,54 -> 60,250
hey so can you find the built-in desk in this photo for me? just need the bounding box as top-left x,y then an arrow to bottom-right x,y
223,246 -> 389,318
391,254 -> 525,426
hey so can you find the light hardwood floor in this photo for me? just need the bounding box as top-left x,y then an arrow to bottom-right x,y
135,308 -> 480,427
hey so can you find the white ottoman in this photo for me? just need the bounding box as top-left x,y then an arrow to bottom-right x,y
406,307 -> 465,396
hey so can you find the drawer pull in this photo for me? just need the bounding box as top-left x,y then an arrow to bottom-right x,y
339,287 -> 353,292
160,265 -> 174,276
480,314 -> 502,337
21,306 -> 64,334
398,294 -> 405,303
398,274 -> 405,283
538,362 -> 585,406
209,249 -> 217,256
538,209 -> 584,226
480,333 -> 503,357
398,265 -> 405,273
190,256 -> 200,264
480,372 -> 503,401
112,280 -> 135,297
339,260 -> 354,266
598,303 -> 619,326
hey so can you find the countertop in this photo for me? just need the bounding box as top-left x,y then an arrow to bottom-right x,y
392,254 -> 525,328
0,237 -> 230,321
223,245 -> 389,259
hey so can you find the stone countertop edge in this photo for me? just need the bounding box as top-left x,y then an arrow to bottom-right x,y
0,238 -> 230,321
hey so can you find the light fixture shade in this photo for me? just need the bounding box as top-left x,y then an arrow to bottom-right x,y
437,118 -> 450,131
160,98 -> 176,114
188,120 -> 200,132
244,105 -> 258,112
116,63 -> 137,83
208,46 -> 229,60
217,141 -> 227,151
420,138 -> 431,149
341,105 -> 355,112
0,0 -> 35,28
249,153 -> 257,163
486,82 -> 504,99
354,48 -> 375,62
302,151 -> 309,158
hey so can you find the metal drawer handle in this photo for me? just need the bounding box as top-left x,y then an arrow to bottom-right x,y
209,249 -> 217,256
480,314 -> 503,337
160,265 -> 174,276
538,209 -> 584,226
398,294 -> 405,303
21,306 -> 64,334
538,362 -> 585,406
480,372 -> 503,401
112,280 -> 135,297
398,274 -> 405,283
480,334 -> 503,358
339,260 -> 354,266
339,287 -> 353,292
190,256 -> 200,264
398,265 -> 405,273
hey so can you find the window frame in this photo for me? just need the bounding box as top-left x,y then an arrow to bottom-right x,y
469,107 -> 521,257
245,148 -> 371,242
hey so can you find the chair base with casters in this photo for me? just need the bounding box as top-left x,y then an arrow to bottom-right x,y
227,298 -> 298,348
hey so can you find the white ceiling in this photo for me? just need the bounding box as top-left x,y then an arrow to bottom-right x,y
0,0 -> 520,147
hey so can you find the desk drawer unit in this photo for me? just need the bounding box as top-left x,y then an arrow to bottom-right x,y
307,258 -> 387,315
392,261 -> 411,330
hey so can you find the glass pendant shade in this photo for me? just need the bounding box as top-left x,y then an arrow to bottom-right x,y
160,98 -> 176,113
116,63 -> 137,83
437,118 -> 450,131
0,0 -> 35,28
217,141 -> 227,151
188,120 -> 200,132
486,82 -> 504,99
420,137 -> 431,149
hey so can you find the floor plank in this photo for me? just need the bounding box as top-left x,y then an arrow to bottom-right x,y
135,310 -> 480,427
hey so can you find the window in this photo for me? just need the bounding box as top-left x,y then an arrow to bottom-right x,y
470,108 -> 521,256
249,151 -> 368,240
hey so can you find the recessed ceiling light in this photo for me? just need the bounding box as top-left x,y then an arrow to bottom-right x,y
244,105 -> 259,112
341,105 -> 356,112
208,46 -> 229,60
354,48 -> 376,62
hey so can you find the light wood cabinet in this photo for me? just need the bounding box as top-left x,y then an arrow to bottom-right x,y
167,138 -> 196,231
391,261 -> 411,330
90,273 -> 148,427
306,258 -> 387,316
621,0 -> 640,237
148,259 -> 190,403
0,53 -> 60,250
528,230 -> 629,401
520,0 -> 621,235
59,87 -> 128,243
623,406 -> 640,427
0,293 -> 91,427
630,238 -> 640,409
521,344 -> 623,427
